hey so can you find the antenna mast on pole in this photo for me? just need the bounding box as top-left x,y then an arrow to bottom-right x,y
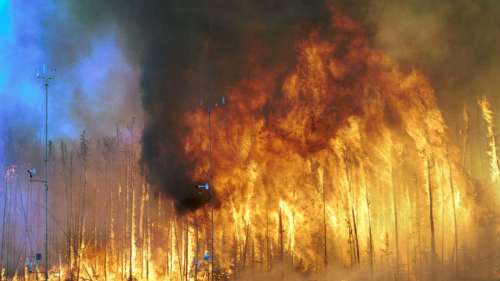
37,65 -> 54,281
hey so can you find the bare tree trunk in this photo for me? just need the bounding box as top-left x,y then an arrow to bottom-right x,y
447,158 -> 459,276
129,187 -> 134,280
58,253 -> 62,281
413,176 -> 422,281
364,171 -> 374,279
343,151 -> 360,266
140,183 -> 146,279
427,158 -> 437,274
351,207 -> 360,265
194,215 -> 198,281
241,222 -> 250,269
346,213 -> 355,266
392,167 -> 400,280
1,177 -> 9,281
77,130 -> 89,281
266,210 -> 271,272
321,168 -> 328,267
185,222 -> 188,281
279,207 -> 284,264
145,185 -> 150,281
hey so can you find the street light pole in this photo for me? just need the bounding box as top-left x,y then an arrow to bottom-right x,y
37,66 -> 53,281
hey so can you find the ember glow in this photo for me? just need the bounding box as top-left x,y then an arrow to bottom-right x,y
1,2 -> 500,281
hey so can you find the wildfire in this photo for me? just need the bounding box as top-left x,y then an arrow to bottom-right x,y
182,9 -> 471,276
0,8 -> 488,281
478,96 -> 500,183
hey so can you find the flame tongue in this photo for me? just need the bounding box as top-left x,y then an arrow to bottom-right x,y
181,11 -> 470,269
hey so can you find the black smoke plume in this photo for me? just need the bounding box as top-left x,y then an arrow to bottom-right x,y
70,0 -> 328,212
69,0 -> 500,212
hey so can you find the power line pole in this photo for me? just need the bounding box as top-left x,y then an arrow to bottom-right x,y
37,65 -> 54,281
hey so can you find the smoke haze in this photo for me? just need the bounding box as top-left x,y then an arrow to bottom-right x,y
2,0 -> 499,209
1,1 -> 500,280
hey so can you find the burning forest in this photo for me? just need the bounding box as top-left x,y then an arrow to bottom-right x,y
1,1 -> 500,281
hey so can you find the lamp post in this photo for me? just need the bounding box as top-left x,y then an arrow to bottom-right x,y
36,65 -> 54,281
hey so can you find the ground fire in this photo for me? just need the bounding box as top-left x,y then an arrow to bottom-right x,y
1,4 -> 500,281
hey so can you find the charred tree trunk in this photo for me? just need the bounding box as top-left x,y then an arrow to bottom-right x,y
392,167 -> 400,280
321,168 -> 328,267
279,207 -> 284,264
364,171 -> 374,279
427,158 -> 437,273
447,158 -> 459,276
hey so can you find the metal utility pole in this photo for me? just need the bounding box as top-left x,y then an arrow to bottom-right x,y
208,108 -> 214,281
37,65 -> 54,281
198,96 -> 225,281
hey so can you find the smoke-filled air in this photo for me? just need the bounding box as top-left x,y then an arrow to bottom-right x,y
1,0 -> 500,281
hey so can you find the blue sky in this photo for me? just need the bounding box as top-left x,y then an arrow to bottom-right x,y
0,0 -> 141,165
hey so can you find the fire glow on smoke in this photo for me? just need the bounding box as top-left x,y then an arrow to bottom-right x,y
182,10 -> 471,271
1,7 -> 493,281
